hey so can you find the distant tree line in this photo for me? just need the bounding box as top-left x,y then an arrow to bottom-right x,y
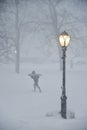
0,0 -> 87,72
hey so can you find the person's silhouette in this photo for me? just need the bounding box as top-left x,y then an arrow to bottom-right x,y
28,70 -> 42,92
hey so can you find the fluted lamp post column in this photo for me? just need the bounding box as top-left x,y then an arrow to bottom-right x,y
58,31 -> 70,119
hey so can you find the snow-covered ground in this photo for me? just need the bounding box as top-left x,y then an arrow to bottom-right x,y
0,63 -> 87,130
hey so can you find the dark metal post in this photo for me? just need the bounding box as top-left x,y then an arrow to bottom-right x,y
61,46 -> 67,119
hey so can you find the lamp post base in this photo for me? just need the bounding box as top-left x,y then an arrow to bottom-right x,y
61,95 -> 67,119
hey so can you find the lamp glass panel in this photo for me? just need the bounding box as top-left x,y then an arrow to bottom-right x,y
59,35 -> 70,47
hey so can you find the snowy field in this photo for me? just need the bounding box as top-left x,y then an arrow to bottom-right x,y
0,63 -> 87,130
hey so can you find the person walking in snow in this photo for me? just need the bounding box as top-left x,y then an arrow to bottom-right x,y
28,70 -> 42,92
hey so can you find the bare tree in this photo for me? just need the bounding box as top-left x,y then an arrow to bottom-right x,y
15,0 -> 20,73
0,1 -> 15,63
47,0 -> 87,68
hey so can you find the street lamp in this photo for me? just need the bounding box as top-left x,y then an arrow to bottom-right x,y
58,31 -> 70,119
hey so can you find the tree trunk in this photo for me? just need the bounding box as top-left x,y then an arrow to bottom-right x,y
15,0 -> 20,73
48,0 -> 62,70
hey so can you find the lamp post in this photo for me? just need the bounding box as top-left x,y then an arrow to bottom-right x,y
58,31 -> 70,119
